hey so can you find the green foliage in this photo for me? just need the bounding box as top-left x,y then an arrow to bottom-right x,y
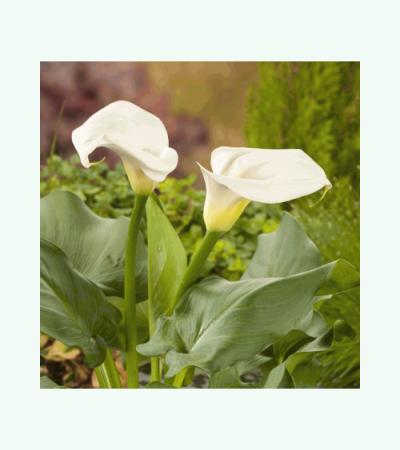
146,196 -> 187,318
246,62 -> 360,185
41,154 -> 135,218
41,65 -> 360,384
145,382 -> 175,389
42,156 -> 359,387
242,212 -> 322,279
40,376 -> 66,389
209,367 -> 251,389
41,190 -> 147,299
137,214 -> 359,381
291,177 -> 360,270
40,239 -> 122,367
242,213 -> 359,295
40,154 -> 280,281
138,266 -> 333,377
289,179 -> 360,388
263,314 -> 356,388
245,62 -> 360,388
264,363 -> 294,388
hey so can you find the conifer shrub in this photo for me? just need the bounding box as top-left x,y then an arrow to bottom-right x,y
245,62 -> 360,387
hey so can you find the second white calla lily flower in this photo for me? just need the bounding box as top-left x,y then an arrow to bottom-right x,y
199,147 -> 332,232
72,100 -> 178,194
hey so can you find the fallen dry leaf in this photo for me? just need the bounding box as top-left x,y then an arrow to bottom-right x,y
42,340 -> 81,362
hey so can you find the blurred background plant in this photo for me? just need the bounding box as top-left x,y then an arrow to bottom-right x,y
246,62 -> 360,388
40,61 -> 359,388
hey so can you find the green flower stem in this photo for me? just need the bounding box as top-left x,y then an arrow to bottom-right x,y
173,231 -> 223,308
125,194 -> 148,388
172,369 -> 186,388
148,299 -> 160,382
94,349 -> 122,388
172,230 -> 223,387
94,366 -> 109,388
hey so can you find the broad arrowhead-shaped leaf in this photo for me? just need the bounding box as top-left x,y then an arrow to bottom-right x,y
138,212 -> 359,379
41,190 -> 147,300
41,239 -> 122,367
243,212 -> 322,279
242,212 -> 359,294
137,263 -> 334,377
146,196 -> 186,317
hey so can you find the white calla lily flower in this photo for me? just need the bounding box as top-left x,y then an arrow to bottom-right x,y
72,100 -> 178,194
198,147 -> 332,232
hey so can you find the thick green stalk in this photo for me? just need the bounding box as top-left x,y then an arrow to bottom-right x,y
95,366 -> 109,388
173,231 -> 223,308
125,194 -> 148,388
172,369 -> 186,388
172,230 -> 223,387
95,349 -> 122,388
148,298 -> 160,382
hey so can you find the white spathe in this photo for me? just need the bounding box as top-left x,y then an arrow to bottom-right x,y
199,147 -> 332,231
72,100 -> 178,194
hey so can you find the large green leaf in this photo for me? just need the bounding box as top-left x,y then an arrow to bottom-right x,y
210,313 -> 340,389
242,212 -> 359,294
242,212 -> 322,279
263,318 -> 355,388
137,263 -> 334,377
316,259 -> 360,296
138,212 -> 359,380
41,190 -> 147,300
270,310 -> 328,363
41,239 -> 122,367
146,196 -> 187,317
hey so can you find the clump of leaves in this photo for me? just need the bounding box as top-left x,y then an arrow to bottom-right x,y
40,152 -> 359,388
41,154 -> 280,281
245,62 -> 360,387
290,179 -> 360,388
